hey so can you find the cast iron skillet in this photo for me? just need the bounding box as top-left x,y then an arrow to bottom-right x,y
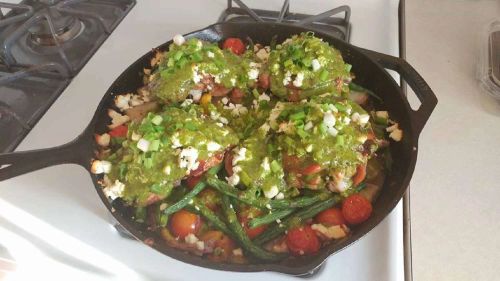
0,22 -> 437,275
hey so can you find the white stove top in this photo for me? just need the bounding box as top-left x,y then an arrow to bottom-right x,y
0,1 -> 404,280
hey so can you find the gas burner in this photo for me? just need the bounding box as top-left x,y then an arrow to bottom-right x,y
0,0 -> 135,153
28,10 -> 83,46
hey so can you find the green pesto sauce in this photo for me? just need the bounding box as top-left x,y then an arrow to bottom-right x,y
149,38 -> 255,103
106,104 -> 238,206
268,32 -> 351,99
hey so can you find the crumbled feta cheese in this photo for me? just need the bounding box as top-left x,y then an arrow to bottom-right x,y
292,72 -> 304,88
327,127 -> 338,137
259,122 -> 271,134
206,141 -> 221,152
282,71 -> 292,86
232,165 -> 242,173
358,114 -> 370,124
311,223 -> 349,239
261,157 -> 270,172
219,117 -> 229,124
228,104 -> 248,116
248,68 -> 259,80
181,99 -> 193,107
323,111 -> 336,128
192,66 -> 202,83
173,34 -> 185,46
311,59 -> 321,71
137,138 -> 150,152
131,132 -> 141,141
232,248 -> 243,256
334,179 -> 349,192
276,192 -> 285,200
306,144 -> 313,152
351,112 -> 360,123
185,233 -> 199,244
96,133 -> 110,147
179,147 -> 199,172
159,203 -> 168,211
195,241 -> 205,251
207,51 -> 215,58
103,180 -> 125,200
189,89 -> 203,102
107,109 -> 130,129
258,93 -> 271,102
230,78 -> 236,86
216,122 -> 223,127
196,40 -> 203,49
389,128 -> 403,141
221,97 -> 229,105
265,204 -> 271,209
304,121 -> 313,131
114,94 -> 131,111
164,165 -> 171,175
343,116 -> 351,125
357,135 -> 368,143
226,173 -> 240,186
171,134 -> 182,148
255,48 -> 269,61
232,147 -> 247,165
264,185 -> 279,199
91,160 -> 112,174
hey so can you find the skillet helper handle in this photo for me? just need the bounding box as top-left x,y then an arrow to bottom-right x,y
359,48 -> 437,135
0,137 -> 89,181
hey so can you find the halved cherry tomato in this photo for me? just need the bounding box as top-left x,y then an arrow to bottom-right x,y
225,153 -> 234,176
198,188 -> 219,211
239,207 -> 267,239
301,163 -> 322,176
169,210 -> 201,238
109,125 -> 127,137
315,208 -> 346,226
286,225 -> 320,256
342,194 -> 372,225
222,38 -> 245,55
258,72 -> 270,90
200,230 -> 236,261
352,164 -> 367,186
185,175 -> 202,189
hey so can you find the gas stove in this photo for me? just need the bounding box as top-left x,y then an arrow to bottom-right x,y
0,0 -> 135,152
0,1 -> 408,280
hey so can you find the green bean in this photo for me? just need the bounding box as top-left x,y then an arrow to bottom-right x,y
186,201 -> 232,236
163,181 -> 207,215
220,195 -> 285,261
207,176 -> 326,209
254,196 -> 341,245
248,208 -> 294,229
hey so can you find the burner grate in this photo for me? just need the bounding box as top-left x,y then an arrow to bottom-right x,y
218,0 -> 351,42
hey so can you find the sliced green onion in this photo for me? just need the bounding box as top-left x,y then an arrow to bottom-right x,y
319,69 -> 329,81
150,183 -> 163,194
184,122 -> 197,131
173,50 -> 183,61
270,160 -> 281,173
151,115 -> 163,125
345,63 -> 352,72
149,139 -> 160,151
290,111 -> 306,121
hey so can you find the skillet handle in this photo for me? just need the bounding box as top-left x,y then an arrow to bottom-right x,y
0,136 -> 91,181
359,48 -> 437,135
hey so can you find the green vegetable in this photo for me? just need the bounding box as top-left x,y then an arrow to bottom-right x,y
221,196 -> 285,261
163,181 -> 206,215
186,202 -> 232,236
254,196 -> 340,245
248,208 -> 294,229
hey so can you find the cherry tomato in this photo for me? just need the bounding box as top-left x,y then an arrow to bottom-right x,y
286,225 -> 320,256
258,72 -> 270,90
190,153 -> 224,177
169,210 -> 201,238
109,125 -> 127,137
315,208 -> 346,226
225,153 -> 234,176
239,207 -> 267,239
301,163 -> 322,176
201,230 -> 236,261
352,164 -> 367,186
185,175 -> 202,189
222,38 -> 246,55
198,188 -> 219,211
342,194 -> 373,225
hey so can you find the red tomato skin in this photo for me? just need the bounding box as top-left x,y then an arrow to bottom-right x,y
315,208 -> 346,226
286,225 -> 320,256
352,164 -> 367,186
301,163 -> 322,175
169,210 -> 201,238
342,194 -> 373,225
239,208 -> 267,239
225,153 -> 234,176
185,175 -> 202,189
109,125 -> 128,137
222,38 -> 245,55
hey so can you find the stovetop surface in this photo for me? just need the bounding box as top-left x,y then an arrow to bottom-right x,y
0,1 -> 403,280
